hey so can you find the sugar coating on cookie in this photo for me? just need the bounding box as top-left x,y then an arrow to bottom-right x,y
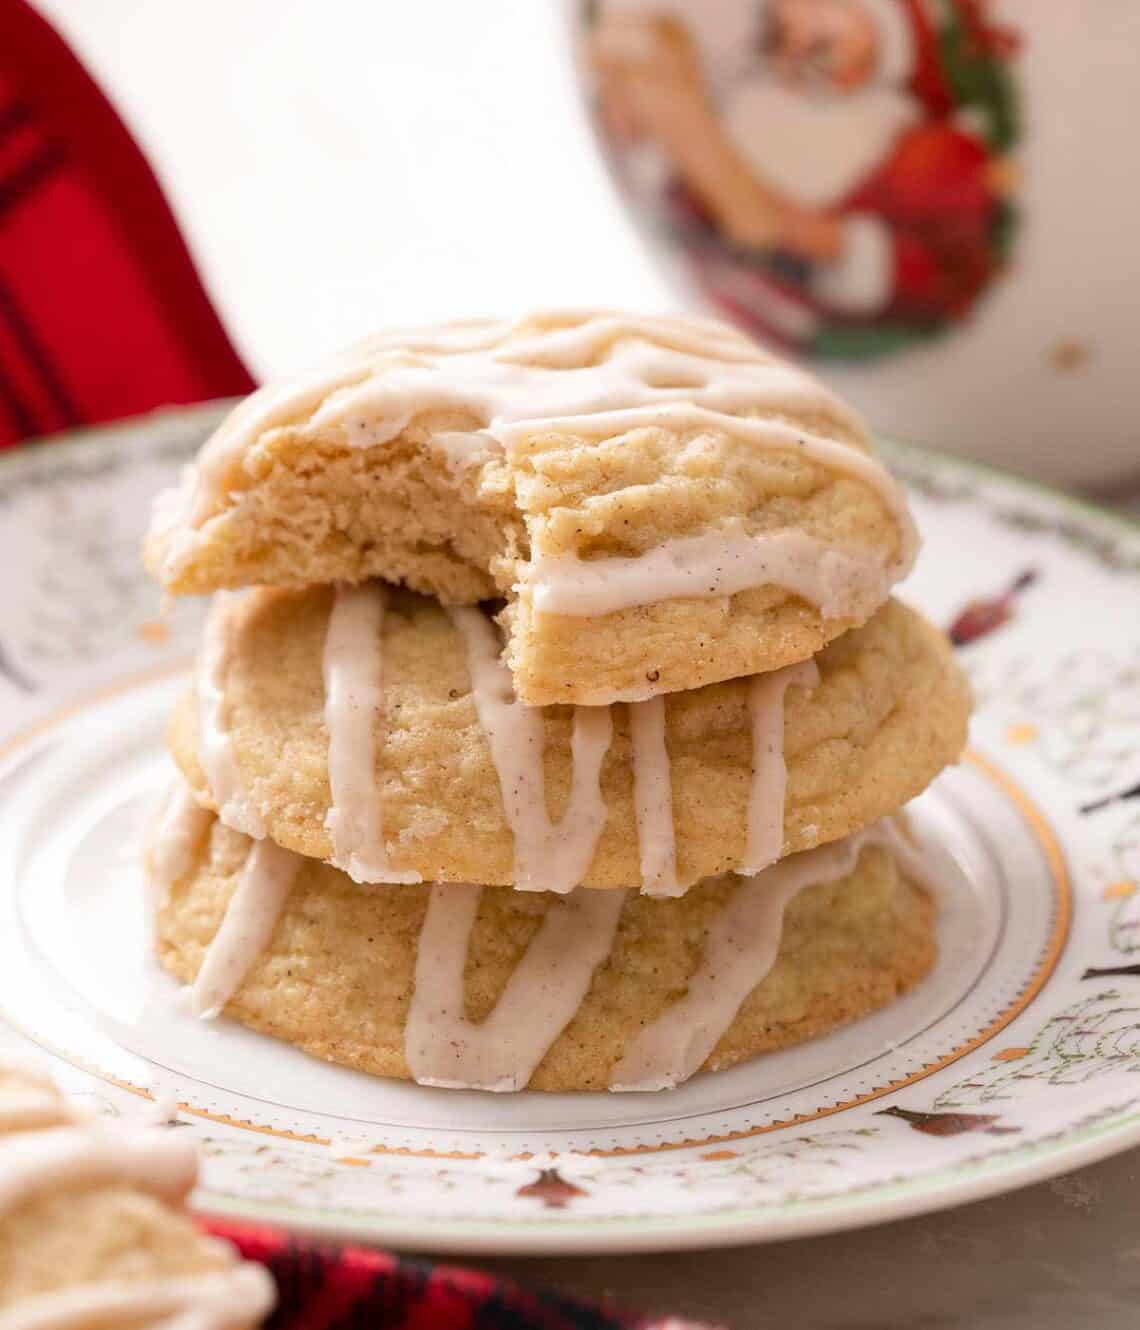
150,807 -> 937,1093
146,310 -> 918,704
167,590 -> 970,893
0,1066 -> 273,1327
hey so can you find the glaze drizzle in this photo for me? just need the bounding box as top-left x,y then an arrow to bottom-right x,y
190,838 -> 299,1019
448,607 -> 612,893
628,697 -> 680,897
406,884 -> 625,1091
611,823 -> 897,1091
742,659 -> 820,874
322,583 -> 420,884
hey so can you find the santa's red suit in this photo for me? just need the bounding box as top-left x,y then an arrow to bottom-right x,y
646,0 -> 1000,345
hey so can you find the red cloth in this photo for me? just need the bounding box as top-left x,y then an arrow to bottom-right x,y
206,1218 -> 716,1330
0,0 -> 254,448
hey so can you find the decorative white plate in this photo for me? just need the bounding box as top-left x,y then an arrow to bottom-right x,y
1,404 -> 1138,1254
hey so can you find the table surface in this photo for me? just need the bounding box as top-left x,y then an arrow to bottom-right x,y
452,1147 -> 1140,1328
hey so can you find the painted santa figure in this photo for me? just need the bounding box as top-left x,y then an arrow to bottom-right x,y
591,0 -> 1020,358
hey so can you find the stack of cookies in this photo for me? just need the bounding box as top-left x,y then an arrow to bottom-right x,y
143,311 -> 970,1093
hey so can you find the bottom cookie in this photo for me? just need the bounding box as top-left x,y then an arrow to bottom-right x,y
150,797 -> 937,1093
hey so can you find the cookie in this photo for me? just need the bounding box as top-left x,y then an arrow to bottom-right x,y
0,1066 -> 273,1325
146,311 -> 917,704
151,807 -> 937,1093
168,589 -> 970,893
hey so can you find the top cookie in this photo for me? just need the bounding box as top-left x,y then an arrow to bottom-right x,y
146,311 -> 917,705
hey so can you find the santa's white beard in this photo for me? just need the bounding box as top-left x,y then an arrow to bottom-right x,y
723,75 -> 921,209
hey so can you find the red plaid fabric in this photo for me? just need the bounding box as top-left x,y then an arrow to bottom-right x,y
0,0 -> 254,448
207,1218 -> 714,1330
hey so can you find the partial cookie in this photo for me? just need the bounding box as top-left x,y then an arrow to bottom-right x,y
0,1066 -> 273,1325
146,311 -> 917,704
169,589 -> 970,892
152,808 -> 937,1093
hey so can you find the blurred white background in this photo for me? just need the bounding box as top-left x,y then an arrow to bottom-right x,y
36,1 -> 1140,489
39,0 -> 668,379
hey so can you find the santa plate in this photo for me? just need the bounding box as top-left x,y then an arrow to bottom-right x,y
1,403 -> 1138,1253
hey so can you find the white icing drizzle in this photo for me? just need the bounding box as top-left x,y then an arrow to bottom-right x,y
628,697 -> 681,897
524,524 -> 894,621
402,818 -> 925,1094
496,312 -> 762,368
157,312 -> 917,616
610,822 -> 901,1091
309,332 -> 835,447
741,659 -> 820,875
0,1266 -> 275,1330
405,884 -> 626,1091
322,583 -> 420,884
450,604 -> 816,894
150,785 -> 213,906
0,1124 -> 198,1217
196,594 -> 264,839
190,839 -> 299,1019
447,607 -> 612,894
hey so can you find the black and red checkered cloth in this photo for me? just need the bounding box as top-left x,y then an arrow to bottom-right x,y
0,0 -> 254,448
210,1218 -> 702,1330
0,3 -> 718,1323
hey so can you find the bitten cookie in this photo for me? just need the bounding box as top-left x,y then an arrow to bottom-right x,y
146,310 -> 917,705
